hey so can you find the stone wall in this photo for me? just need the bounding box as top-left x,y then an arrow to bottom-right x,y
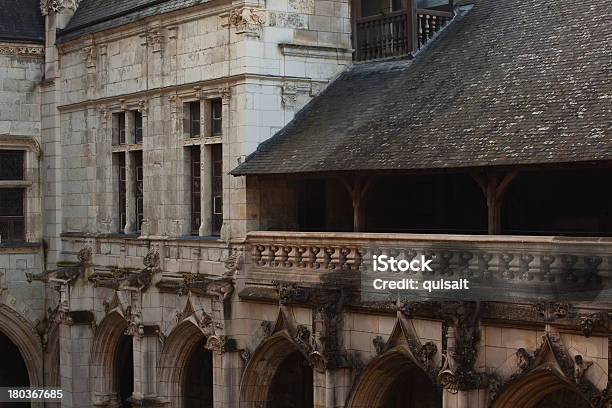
54,0 -> 351,241
0,42 -> 46,392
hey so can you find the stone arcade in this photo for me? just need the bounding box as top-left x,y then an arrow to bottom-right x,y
0,0 -> 611,407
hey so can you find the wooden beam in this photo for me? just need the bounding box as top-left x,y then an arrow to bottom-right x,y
352,176 -> 363,232
472,171 -> 519,235
407,0 -> 417,53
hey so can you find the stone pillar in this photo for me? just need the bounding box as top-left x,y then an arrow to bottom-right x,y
124,152 -> 136,233
139,101 -> 152,236
206,338 -> 242,408
313,369 -> 326,408
59,320 -> 93,408
199,143 -> 212,236
323,368 -> 352,408
443,326 -> 458,408
131,329 -> 164,407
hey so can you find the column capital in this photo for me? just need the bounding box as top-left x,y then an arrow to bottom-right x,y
40,0 -> 80,16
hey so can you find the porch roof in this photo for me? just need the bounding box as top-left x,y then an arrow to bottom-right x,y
232,0 -> 612,176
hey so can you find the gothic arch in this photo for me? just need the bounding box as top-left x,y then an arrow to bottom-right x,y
239,331 -> 309,408
492,366 -> 593,408
0,303 -> 44,389
347,345 -> 441,408
90,311 -> 129,405
158,320 -> 212,408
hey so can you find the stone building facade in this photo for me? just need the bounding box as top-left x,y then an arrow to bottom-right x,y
0,0 -> 611,407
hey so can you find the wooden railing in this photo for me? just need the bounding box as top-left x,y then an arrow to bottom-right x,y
354,7 -> 453,61
417,9 -> 453,49
355,10 -> 411,61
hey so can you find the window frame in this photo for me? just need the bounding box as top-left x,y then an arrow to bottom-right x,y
0,150 -> 26,243
211,99 -> 223,136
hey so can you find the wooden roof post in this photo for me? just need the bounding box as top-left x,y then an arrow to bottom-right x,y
342,175 -> 375,233
472,171 -> 518,235
353,176 -> 363,232
407,0 -> 417,53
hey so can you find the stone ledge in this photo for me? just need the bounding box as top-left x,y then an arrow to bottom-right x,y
279,43 -> 353,60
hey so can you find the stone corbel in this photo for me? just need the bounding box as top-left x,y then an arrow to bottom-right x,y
205,335 -> 237,354
228,7 -> 266,38
281,84 -> 298,110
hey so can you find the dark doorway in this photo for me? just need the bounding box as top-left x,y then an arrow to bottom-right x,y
267,351 -> 313,408
381,366 -> 441,408
0,331 -> 30,407
184,338 -> 214,408
115,334 -> 133,407
535,387 -> 591,408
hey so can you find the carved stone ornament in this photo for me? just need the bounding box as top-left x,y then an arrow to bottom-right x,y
40,0 -> 80,15
515,347 -> 534,373
228,7 -> 265,37
205,335 -> 237,353
580,312 -> 604,338
0,43 -> 44,58
223,249 -> 243,277
373,335 -> 385,355
574,355 -> 593,384
273,281 -> 309,305
240,348 -> 251,363
143,29 -> 163,53
281,84 -> 298,110
81,46 -> 97,69
78,246 -> 93,265
490,333 -> 608,406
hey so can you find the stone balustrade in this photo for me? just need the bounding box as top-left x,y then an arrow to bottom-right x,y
245,231 -> 612,300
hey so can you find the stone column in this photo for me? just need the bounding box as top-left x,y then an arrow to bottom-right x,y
131,329 -> 164,407
322,368 -> 352,408
139,101 -> 152,236
199,143 -> 212,236
124,152 -> 136,233
206,337 -> 242,408
59,318 -> 93,408
312,369 -> 326,408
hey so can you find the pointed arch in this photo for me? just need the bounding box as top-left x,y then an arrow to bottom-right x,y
239,330 -> 310,408
492,366 -> 593,408
157,320 -> 212,408
346,345 -> 441,408
0,303 -> 44,389
90,311 -> 129,404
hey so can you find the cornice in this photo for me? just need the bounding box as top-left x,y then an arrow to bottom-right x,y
57,0 -> 233,53
56,73 -> 323,113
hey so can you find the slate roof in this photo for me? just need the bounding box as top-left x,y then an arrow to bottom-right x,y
232,0 -> 612,176
0,0 -> 45,43
57,0 -> 210,43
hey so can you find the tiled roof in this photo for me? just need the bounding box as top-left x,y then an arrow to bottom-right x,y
57,0 -> 210,43
232,0 -> 612,175
0,0 -> 45,43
